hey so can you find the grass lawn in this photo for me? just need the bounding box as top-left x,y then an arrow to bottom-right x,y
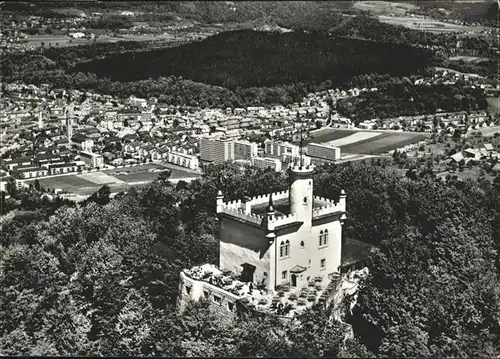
341,133 -> 429,154
25,175 -> 97,192
104,163 -> 196,183
305,129 -> 357,145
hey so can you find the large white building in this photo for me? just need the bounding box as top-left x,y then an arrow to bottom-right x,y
199,137 -> 235,165
252,157 -> 282,172
307,143 -> 341,162
178,154 -> 374,319
234,140 -> 258,160
79,151 -> 104,169
264,140 -> 300,159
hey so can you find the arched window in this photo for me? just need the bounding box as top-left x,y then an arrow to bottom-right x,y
324,229 -> 329,246
285,240 -> 290,257
319,230 -> 324,246
303,196 -> 308,204
280,241 -> 285,258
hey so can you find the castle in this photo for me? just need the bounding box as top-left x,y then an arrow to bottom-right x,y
178,156 -> 372,319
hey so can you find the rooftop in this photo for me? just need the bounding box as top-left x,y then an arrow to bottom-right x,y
251,196 -> 325,216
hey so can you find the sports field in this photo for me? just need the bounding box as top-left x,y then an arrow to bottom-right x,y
24,163 -> 199,195
307,129 -> 429,155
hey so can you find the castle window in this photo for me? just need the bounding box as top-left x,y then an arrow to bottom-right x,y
282,270 -> 288,281
320,229 -> 329,247
300,241 -> 305,248
227,302 -> 235,312
213,295 -> 222,305
185,286 -> 192,295
320,259 -> 326,270
303,196 -> 308,204
203,290 -> 209,298
280,240 -> 290,258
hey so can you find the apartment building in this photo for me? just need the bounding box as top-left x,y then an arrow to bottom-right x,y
252,157 -> 282,172
307,143 -> 341,162
79,151 -> 104,169
234,140 -> 259,160
264,140 -> 300,159
199,137 -> 235,165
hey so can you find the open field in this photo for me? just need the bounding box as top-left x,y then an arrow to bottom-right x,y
24,33 -> 180,48
449,56 -> 491,63
487,97 -> 500,116
103,162 -> 196,182
25,175 -> 98,192
307,128 -> 430,155
353,1 -> 418,16
341,132 -> 429,154
378,15 -> 477,33
24,163 -> 199,196
326,132 -> 380,147
304,129 -> 357,145
469,124 -> 500,137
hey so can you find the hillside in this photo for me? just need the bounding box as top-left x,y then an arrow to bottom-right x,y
70,29 -> 433,89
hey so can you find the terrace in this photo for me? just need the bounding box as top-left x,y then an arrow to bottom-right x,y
250,197 -> 329,217
183,264 -> 342,318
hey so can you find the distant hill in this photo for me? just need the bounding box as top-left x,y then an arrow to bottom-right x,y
69,29 -> 432,89
403,0 -> 499,26
3,1 -> 359,31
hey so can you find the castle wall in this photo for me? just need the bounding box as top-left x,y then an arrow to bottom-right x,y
219,217 -> 271,288
312,215 -> 343,275
177,271 -> 239,323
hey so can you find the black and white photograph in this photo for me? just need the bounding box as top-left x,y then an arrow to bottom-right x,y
1,0 -> 499,357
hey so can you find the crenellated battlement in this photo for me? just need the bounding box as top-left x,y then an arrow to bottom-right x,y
313,195 -> 337,206
289,164 -> 315,173
312,196 -> 346,218
246,190 -> 289,206
223,199 -> 243,209
270,212 -> 298,227
220,206 -> 264,225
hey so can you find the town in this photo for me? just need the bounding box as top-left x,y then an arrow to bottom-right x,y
2,64 -> 500,199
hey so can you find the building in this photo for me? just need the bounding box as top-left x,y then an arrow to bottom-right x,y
79,151 -> 104,169
252,157 -> 282,172
264,140 -> 299,159
66,114 -> 73,140
72,134 -> 94,151
234,140 -> 258,160
307,143 -> 341,162
165,150 -> 199,170
199,137 -> 235,165
178,155 -> 375,319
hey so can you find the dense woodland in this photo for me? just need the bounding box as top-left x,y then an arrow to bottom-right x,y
69,30 -> 432,88
337,79 -> 488,122
406,0 -> 500,28
1,161 -> 499,357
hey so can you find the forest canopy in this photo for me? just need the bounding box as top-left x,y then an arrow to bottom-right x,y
1,161 -> 499,357
69,30 -> 433,89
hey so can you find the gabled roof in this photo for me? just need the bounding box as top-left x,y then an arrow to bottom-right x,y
484,143 -> 494,151
450,152 -> 464,162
